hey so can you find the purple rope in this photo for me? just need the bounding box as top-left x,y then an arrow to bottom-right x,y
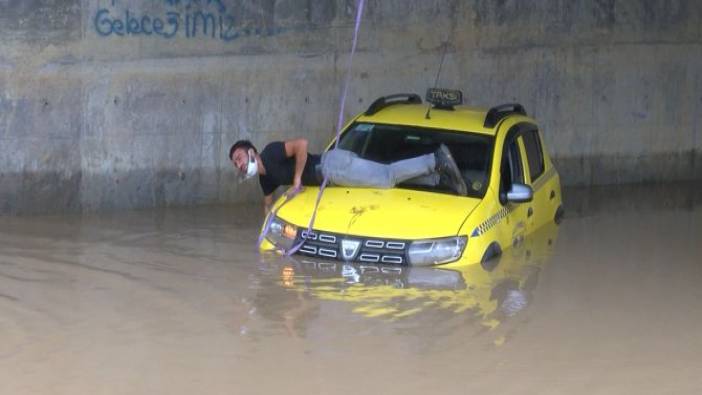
334,0 -> 365,149
259,0 -> 365,256
283,178 -> 328,256
284,0 -> 365,256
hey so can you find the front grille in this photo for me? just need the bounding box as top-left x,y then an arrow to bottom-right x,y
296,229 -> 410,265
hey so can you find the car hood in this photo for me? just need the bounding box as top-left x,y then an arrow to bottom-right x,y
274,187 -> 480,239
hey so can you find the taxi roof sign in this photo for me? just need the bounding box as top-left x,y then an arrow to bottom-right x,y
425,88 -> 463,109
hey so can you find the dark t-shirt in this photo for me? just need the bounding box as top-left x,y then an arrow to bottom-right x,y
258,141 -> 321,196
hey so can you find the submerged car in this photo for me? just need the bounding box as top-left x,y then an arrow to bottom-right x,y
261,88 -> 563,266
260,219 -> 560,329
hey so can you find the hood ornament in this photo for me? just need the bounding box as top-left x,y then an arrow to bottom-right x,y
341,239 -> 361,261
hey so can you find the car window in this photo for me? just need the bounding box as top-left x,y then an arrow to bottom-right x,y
336,123 -> 494,197
500,137 -> 524,198
523,130 -> 545,182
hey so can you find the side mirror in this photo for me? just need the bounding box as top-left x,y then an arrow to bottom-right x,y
506,183 -> 533,203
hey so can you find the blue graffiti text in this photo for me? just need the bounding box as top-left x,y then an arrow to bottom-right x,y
95,1 -> 284,42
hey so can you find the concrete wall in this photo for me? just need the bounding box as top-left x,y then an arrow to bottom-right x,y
1,0 -> 701,215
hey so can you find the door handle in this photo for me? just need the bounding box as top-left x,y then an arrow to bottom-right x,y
527,207 -> 533,218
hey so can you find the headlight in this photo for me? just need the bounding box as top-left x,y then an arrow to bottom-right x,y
266,216 -> 298,251
408,236 -> 467,266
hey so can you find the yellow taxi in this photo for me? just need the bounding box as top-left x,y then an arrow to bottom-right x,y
260,88 -> 563,266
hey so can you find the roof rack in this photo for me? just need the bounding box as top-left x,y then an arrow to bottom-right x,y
364,93 -> 422,116
484,103 -> 527,128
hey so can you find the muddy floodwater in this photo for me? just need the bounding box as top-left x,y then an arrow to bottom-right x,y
1,183 -> 701,394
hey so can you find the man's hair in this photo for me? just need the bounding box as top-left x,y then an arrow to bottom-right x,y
229,140 -> 257,160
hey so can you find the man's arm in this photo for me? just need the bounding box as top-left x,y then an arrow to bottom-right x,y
284,138 -> 309,191
263,194 -> 274,215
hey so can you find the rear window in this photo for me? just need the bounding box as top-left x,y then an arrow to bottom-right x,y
335,122 -> 494,197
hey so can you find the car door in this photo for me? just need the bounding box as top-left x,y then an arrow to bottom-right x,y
499,135 -> 530,251
521,128 -> 551,232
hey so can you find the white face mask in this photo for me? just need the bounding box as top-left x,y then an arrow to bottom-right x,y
244,149 -> 258,179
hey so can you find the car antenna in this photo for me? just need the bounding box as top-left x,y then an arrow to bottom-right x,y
425,41 -> 449,120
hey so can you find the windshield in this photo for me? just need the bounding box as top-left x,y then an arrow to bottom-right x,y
335,122 -> 493,197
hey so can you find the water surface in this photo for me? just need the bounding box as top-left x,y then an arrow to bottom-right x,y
1,183 -> 701,394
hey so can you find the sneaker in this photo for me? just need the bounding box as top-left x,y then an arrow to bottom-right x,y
434,144 -> 468,196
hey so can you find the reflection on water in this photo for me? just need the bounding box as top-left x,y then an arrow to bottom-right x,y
253,221 -> 559,346
1,182 -> 701,394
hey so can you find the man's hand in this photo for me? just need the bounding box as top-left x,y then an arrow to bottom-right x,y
292,177 -> 302,194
